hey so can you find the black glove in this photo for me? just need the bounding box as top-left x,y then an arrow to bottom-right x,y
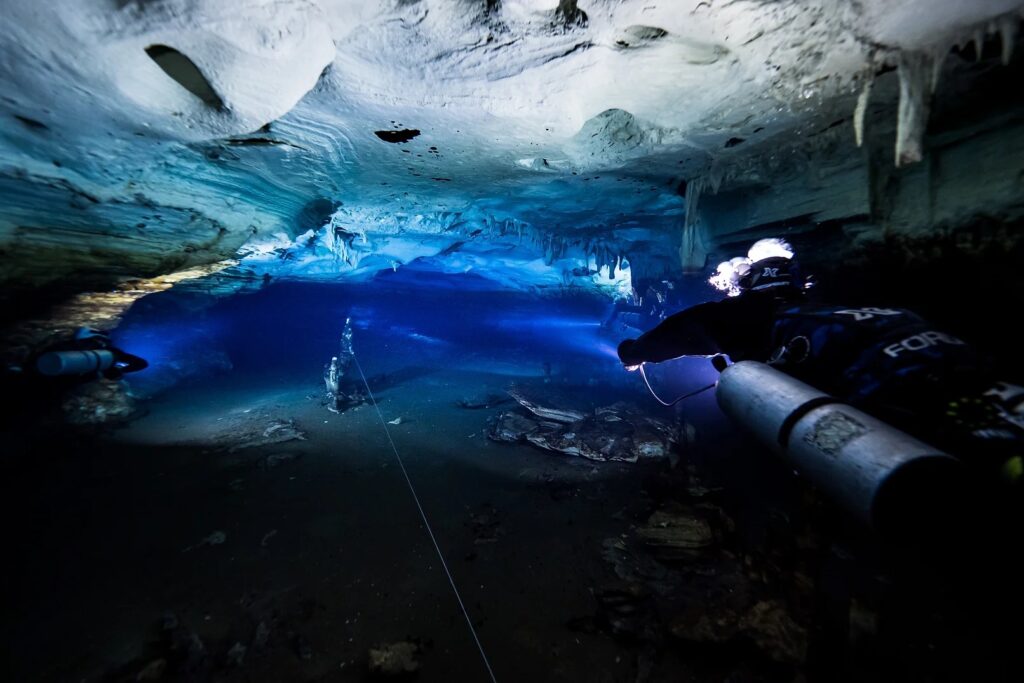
617,339 -> 641,366
103,348 -> 149,378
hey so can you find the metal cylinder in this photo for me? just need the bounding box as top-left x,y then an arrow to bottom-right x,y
36,349 -> 115,376
716,361 -> 962,534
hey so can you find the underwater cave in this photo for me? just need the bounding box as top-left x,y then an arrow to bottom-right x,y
2,1 -> 1024,681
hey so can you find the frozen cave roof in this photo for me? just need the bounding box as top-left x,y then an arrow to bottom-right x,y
1,0 -> 1023,298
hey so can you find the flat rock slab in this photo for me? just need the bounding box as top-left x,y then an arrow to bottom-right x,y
489,394 -> 679,463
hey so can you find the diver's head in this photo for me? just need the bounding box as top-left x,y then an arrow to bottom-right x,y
737,255 -> 800,293
709,238 -> 800,297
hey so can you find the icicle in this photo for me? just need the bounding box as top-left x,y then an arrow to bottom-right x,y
853,75 -> 873,148
972,29 -> 985,62
929,46 -> 946,94
679,177 -> 708,272
707,161 -> 726,194
1000,15 -> 1019,65
895,51 -> 934,167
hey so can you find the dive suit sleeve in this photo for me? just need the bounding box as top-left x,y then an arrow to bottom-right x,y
618,302 -> 722,365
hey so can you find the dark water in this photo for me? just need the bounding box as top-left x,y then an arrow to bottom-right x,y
7,272 -> 1022,682
5,275 -> 732,682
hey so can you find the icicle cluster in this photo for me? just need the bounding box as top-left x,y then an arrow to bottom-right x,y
855,11 -> 1021,166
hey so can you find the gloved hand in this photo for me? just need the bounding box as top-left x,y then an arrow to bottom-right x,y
617,339 -> 642,369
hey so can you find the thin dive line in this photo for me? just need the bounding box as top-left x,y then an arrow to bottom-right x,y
352,352 -> 498,683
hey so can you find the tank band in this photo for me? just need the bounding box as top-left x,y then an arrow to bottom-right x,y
778,396 -> 844,448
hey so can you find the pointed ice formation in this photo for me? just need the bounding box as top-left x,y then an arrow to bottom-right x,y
679,177 -> 708,272
999,15 -> 1019,65
895,51 -> 935,167
973,29 -> 987,62
874,12 -> 1020,166
854,75 -> 873,148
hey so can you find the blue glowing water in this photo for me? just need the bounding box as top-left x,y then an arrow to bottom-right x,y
113,272 -> 634,397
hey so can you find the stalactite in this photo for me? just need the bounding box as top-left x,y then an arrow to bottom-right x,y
999,15 -> 1019,65
895,51 -> 934,167
439,211 -> 458,232
972,29 -> 986,62
707,162 -> 726,194
554,0 -> 587,28
854,75 -> 873,148
679,177 -> 708,272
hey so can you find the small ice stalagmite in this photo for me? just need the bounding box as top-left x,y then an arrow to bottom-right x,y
325,356 -> 340,396
323,317 -> 363,412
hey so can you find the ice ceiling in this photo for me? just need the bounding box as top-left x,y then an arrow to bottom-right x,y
1,0 -> 1023,300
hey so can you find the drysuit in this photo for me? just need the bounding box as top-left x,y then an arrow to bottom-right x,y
618,291 -> 1024,483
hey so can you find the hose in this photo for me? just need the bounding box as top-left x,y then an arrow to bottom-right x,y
638,363 -> 716,407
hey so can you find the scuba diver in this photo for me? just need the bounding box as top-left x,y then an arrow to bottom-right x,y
0,327 -> 146,428
32,327 -> 148,380
617,238 -> 1024,485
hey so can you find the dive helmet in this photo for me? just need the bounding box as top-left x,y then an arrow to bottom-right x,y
736,255 -> 800,293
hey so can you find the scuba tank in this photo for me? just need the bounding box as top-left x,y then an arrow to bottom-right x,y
716,361 -> 963,537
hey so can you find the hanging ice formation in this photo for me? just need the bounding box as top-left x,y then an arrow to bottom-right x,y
679,176 -> 708,273
854,74 -> 873,149
259,206 -> 637,293
895,51 -> 936,167
325,214 -> 365,266
582,239 -> 625,277
999,15 -> 1019,65
870,11 -> 1021,166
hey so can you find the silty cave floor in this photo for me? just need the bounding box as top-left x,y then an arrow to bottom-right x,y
5,363 -> 1023,682
6,365 -> 684,682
